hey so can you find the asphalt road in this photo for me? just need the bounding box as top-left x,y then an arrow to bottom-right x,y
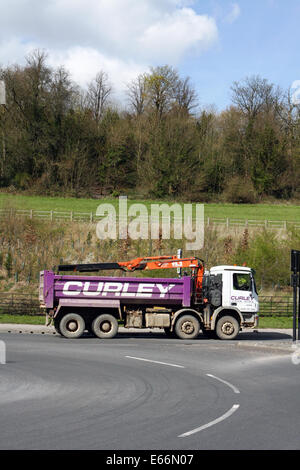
0,330 -> 300,450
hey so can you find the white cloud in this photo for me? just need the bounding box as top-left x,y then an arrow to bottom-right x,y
48,47 -> 146,103
139,9 -> 218,63
0,1 -> 218,97
224,3 -> 241,24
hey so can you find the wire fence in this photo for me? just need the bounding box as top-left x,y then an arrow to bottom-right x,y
0,293 -> 294,317
0,208 -> 299,230
0,293 -> 41,316
259,296 -> 294,317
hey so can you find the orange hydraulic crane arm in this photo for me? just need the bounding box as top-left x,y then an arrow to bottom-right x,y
57,255 -> 204,293
118,255 -> 200,271
118,255 -> 204,293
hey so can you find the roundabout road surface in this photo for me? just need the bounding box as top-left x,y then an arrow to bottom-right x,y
0,331 -> 299,450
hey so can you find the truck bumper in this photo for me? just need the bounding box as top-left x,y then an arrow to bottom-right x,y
241,313 -> 259,329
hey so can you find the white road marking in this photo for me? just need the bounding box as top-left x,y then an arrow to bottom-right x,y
125,355 -> 185,368
206,373 -> 240,394
178,404 -> 240,437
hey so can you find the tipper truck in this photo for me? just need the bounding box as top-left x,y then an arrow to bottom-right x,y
39,254 -> 259,340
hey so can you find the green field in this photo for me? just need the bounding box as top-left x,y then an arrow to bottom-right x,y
0,193 -> 300,221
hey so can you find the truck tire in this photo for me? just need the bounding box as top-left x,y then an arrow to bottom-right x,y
92,314 -> 118,339
216,315 -> 240,340
174,315 -> 200,340
59,313 -> 85,339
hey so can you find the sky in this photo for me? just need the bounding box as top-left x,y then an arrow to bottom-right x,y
0,0 -> 299,111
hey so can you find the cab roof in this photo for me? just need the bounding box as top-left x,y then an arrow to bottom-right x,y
210,265 -> 252,272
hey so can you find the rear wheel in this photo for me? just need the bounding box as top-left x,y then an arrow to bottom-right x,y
216,315 -> 240,340
92,314 -> 118,339
59,313 -> 85,339
174,315 -> 200,340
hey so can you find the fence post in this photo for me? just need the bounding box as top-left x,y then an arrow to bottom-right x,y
270,297 -> 273,316
30,209 -> 33,219
70,211 -> 73,221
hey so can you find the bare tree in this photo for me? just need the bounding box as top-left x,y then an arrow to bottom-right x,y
86,71 -> 112,122
231,75 -> 280,119
25,49 -> 52,102
51,66 -> 76,117
174,76 -> 198,113
276,86 -> 300,132
127,66 -> 198,118
144,65 -> 180,117
126,74 -> 147,115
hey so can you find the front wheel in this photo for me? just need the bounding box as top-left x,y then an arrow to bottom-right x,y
174,315 -> 200,340
92,314 -> 118,339
215,315 -> 240,340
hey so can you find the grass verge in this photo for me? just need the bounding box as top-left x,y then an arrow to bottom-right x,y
258,316 -> 293,329
0,314 -> 45,325
0,314 -> 293,329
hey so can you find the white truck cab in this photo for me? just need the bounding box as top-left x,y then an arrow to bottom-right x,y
202,265 -> 259,339
210,265 -> 259,313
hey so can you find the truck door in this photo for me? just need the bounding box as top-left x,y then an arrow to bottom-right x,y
230,271 -> 258,313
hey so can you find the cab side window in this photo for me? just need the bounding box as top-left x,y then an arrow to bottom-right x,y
233,273 -> 251,291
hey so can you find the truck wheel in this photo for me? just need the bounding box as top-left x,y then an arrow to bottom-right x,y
92,314 -> 118,339
174,315 -> 200,340
216,315 -> 240,340
59,313 -> 85,339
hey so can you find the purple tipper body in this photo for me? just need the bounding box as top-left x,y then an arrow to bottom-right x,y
40,271 -> 192,310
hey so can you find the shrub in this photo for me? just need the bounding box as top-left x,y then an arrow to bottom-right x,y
223,176 -> 258,204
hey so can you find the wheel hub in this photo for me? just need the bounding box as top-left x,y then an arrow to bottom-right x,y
182,321 -> 194,335
67,321 -> 78,332
222,321 -> 234,335
101,321 -> 112,333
